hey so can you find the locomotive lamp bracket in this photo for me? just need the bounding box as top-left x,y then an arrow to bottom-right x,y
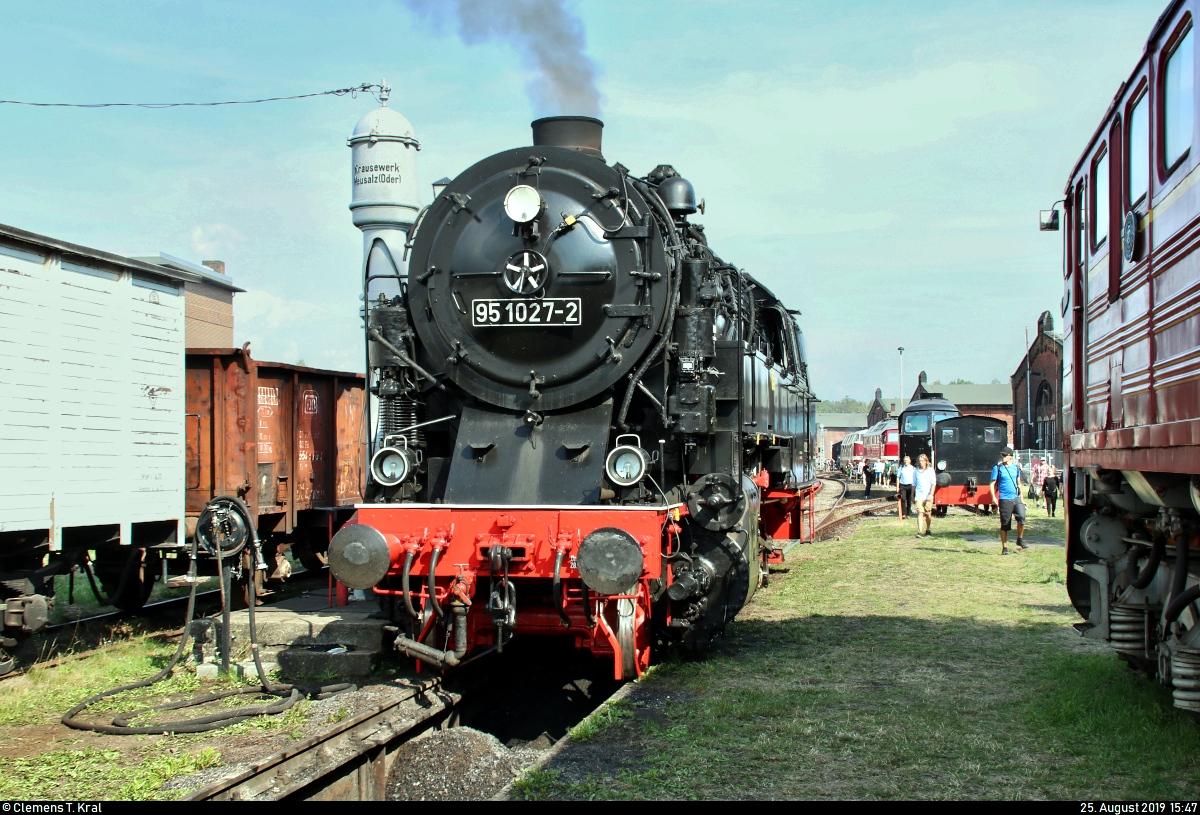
467,440 -> 496,463
526,370 -> 544,398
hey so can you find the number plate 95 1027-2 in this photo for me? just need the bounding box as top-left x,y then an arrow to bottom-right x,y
472,298 -> 582,327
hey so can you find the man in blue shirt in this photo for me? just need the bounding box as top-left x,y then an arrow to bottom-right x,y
989,447 -> 1028,555
896,456 -> 915,520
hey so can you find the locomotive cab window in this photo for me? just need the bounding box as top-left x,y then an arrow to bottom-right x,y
1164,26 -> 1194,174
940,428 -> 959,443
1129,91 -> 1149,206
903,414 -> 929,433
984,427 -> 1004,444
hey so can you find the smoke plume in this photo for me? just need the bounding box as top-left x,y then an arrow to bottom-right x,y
405,0 -> 602,117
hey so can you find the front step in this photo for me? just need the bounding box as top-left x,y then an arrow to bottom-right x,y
190,595 -> 389,679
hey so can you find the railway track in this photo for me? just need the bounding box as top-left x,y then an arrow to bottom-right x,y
783,477 -> 894,555
184,676 -> 460,801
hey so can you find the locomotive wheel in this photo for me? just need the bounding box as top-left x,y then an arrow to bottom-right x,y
292,539 -> 328,573
93,546 -> 160,612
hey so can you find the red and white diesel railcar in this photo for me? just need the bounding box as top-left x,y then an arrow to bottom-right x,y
862,419 -> 899,465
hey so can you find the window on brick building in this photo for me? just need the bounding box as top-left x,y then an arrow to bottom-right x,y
1035,380 -> 1056,451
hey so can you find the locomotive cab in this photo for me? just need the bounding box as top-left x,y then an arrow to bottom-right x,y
930,415 -> 1008,511
897,396 -> 959,466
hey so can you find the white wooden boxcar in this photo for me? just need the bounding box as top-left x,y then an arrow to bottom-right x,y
0,224 -> 227,616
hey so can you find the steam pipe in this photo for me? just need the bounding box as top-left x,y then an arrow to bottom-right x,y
553,549 -> 570,628
394,634 -> 460,669
1164,583 -> 1200,624
368,327 -> 438,385
1171,537 -> 1191,606
1127,536 -> 1166,590
400,550 -> 418,618
427,546 -> 445,620
617,178 -> 683,430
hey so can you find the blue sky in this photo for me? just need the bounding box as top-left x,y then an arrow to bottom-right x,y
0,0 -> 1164,402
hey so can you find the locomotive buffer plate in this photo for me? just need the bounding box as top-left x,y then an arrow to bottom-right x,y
472,297 -> 582,327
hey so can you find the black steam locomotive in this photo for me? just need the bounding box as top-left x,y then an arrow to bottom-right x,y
329,117 -> 818,678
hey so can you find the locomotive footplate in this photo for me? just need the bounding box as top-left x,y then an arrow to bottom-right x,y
331,504 -> 681,679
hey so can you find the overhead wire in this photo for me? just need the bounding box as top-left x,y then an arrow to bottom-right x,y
0,83 -> 384,109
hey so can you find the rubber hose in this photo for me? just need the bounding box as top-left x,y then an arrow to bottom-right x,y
1171,537 -> 1191,604
401,550 -> 418,618
427,546 -> 445,620
553,549 -> 570,628
1127,536 -> 1166,590
1164,583 -> 1200,624
62,498 -> 354,735
580,582 -> 597,629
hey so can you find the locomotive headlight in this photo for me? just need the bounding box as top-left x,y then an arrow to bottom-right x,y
503,184 -> 543,223
937,460 -> 948,471
605,438 -> 650,487
370,446 -> 411,487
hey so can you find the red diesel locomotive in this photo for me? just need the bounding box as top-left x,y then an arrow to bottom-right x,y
328,118 -> 819,679
1051,0 -> 1200,717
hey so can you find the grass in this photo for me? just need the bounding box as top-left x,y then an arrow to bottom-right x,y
569,697 -> 632,742
0,629 -> 315,799
0,746 -> 222,800
521,508 -> 1200,800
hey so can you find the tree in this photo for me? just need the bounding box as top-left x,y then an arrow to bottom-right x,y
817,396 -> 871,414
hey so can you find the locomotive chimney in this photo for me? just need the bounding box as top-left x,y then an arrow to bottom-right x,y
531,116 -> 603,159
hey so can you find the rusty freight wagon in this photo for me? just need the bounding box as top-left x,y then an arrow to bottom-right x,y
185,347 -> 366,581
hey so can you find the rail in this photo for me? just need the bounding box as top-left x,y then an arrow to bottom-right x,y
782,478 -> 893,555
184,677 -> 459,801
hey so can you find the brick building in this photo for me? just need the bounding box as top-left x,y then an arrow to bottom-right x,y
816,413 -> 867,464
911,373 -> 1015,443
1011,310 -> 1064,451
866,388 -> 910,425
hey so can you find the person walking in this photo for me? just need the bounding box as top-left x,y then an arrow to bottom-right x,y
873,458 -> 885,489
1031,457 -> 1048,508
897,456 -> 915,520
1042,466 -> 1060,518
863,458 -> 875,499
913,454 -> 936,537
990,446 -> 1028,555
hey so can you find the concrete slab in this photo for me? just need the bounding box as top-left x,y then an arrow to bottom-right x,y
188,593 -> 392,680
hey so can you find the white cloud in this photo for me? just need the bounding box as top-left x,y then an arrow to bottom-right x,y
235,290 -> 325,329
190,223 -> 245,256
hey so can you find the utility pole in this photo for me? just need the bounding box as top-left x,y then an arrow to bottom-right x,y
1025,326 -> 1032,450
898,347 -> 905,407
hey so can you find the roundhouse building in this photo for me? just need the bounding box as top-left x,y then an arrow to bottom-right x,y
817,413 -> 867,465
910,373 -> 1015,444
